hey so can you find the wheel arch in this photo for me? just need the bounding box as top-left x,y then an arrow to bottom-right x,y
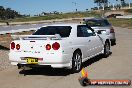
73,48 -> 82,57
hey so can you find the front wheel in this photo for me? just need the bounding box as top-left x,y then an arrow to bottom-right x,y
103,41 -> 110,58
72,51 -> 82,73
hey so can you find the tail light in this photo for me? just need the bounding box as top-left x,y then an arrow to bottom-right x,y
110,27 -> 115,33
11,42 -> 15,50
52,42 -> 60,50
16,44 -> 20,50
38,58 -> 43,61
46,44 -> 51,50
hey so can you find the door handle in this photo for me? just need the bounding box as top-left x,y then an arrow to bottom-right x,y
88,40 -> 91,42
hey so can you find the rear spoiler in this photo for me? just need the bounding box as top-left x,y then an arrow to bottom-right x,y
11,34 -> 61,40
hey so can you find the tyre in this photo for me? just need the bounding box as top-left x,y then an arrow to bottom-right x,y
103,41 -> 110,58
72,51 -> 82,73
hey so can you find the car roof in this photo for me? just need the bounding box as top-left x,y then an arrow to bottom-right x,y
42,23 -> 85,28
83,18 -> 107,21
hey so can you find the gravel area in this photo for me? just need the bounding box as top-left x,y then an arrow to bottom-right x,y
0,50 -> 13,71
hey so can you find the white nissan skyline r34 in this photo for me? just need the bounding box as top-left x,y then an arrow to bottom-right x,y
9,23 -> 111,73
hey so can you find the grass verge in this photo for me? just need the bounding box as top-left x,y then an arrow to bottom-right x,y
0,31 -> 35,49
108,18 -> 132,29
0,12 -> 100,23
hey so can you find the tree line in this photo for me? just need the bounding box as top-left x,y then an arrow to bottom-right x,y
94,0 -> 128,8
0,6 -> 23,20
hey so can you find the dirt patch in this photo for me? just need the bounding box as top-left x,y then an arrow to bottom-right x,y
0,30 -> 35,49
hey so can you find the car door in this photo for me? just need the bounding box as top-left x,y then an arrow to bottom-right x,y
85,25 -> 104,56
77,25 -> 94,58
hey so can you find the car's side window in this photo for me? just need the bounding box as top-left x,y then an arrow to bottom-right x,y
77,27 -> 84,37
86,27 -> 96,36
77,25 -> 95,37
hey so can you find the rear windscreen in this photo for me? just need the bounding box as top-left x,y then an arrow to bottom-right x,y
33,26 -> 71,37
85,20 -> 110,27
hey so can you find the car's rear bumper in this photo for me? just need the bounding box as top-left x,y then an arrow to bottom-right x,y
11,62 -> 72,68
110,39 -> 116,45
9,52 -> 72,68
108,33 -> 116,45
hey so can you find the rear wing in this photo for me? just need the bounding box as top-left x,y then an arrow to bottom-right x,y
11,34 -> 61,40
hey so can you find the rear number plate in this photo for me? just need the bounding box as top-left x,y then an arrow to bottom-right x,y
26,58 -> 38,64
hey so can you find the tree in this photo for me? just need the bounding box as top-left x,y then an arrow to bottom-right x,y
94,0 -> 108,8
116,0 -> 126,7
0,6 -> 22,20
0,6 -> 5,19
86,9 -> 89,11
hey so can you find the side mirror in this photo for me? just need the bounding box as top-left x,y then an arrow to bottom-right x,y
94,31 -> 98,36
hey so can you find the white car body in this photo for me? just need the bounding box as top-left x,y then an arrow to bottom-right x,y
9,23 -> 110,71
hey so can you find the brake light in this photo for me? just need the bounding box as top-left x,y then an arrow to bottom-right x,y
110,28 -> 115,33
16,44 -> 20,50
38,58 -> 43,61
46,44 -> 51,50
52,42 -> 60,50
11,42 -> 15,50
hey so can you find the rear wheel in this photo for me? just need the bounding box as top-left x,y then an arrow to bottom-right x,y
72,51 -> 82,73
103,41 -> 110,57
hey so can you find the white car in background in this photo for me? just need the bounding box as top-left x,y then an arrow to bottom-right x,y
9,23 -> 111,73
83,18 -> 116,46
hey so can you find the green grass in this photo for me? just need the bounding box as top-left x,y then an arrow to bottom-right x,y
0,11 -> 101,22
108,18 -> 132,29
0,11 -> 132,29
124,9 -> 132,13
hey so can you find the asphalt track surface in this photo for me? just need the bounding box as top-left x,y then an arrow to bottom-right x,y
0,27 -> 132,88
